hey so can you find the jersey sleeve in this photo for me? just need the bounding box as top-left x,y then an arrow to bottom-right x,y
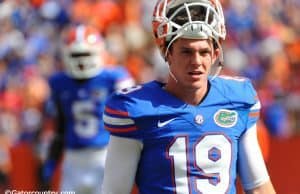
103,92 -> 141,139
244,80 -> 261,130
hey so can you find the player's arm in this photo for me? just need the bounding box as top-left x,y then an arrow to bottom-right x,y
102,86 -> 142,194
245,182 -> 276,194
102,135 -> 143,194
46,99 -> 65,161
42,100 -> 65,185
238,124 -> 276,194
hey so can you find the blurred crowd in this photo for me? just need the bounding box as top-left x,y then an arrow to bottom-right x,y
0,0 -> 299,192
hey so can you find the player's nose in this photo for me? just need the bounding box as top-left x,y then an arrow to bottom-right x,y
190,52 -> 203,66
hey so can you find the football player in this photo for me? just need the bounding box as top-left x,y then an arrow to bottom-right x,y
42,24 -> 134,194
101,0 -> 276,194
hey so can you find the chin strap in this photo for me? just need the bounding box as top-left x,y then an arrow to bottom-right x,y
211,64 -> 223,80
167,61 -> 178,83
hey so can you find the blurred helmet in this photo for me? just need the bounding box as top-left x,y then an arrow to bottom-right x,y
152,0 -> 226,58
62,25 -> 105,79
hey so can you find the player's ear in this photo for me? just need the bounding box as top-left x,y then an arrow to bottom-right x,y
212,47 -> 220,64
211,39 -> 221,64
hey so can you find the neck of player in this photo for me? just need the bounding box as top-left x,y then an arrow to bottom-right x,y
164,78 -> 209,106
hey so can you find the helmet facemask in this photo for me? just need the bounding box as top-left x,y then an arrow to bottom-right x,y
152,0 -> 226,78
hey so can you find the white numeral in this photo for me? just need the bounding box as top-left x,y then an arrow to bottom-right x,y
167,134 -> 232,194
72,101 -> 98,138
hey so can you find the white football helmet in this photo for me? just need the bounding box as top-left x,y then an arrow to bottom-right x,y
62,25 -> 105,79
152,0 -> 226,58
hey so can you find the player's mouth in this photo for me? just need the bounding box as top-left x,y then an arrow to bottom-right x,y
187,70 -> 206,81
188,70 -> 204,76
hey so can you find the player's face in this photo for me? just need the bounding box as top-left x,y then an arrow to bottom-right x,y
167,38 -> 219,89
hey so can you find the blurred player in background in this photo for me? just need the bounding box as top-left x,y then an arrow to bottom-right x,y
101,0 -> 276,194
41,24 -> 134,194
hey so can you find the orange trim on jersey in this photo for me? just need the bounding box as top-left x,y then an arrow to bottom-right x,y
249,112 -> 260,118
105,107 -> 129,117
104,125 -> 138,133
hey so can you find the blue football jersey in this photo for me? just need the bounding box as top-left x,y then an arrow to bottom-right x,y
48,66 -> 133,149
103,76 -> 260,194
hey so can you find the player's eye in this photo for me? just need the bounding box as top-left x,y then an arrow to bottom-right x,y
180,49 -> 193,55
199,50 -> 211,56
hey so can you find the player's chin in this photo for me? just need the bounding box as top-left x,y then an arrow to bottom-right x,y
184,75 -> 207,88
185,79 -> 204,89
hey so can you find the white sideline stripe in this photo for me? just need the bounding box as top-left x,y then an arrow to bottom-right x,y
103,114 -> 135,126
